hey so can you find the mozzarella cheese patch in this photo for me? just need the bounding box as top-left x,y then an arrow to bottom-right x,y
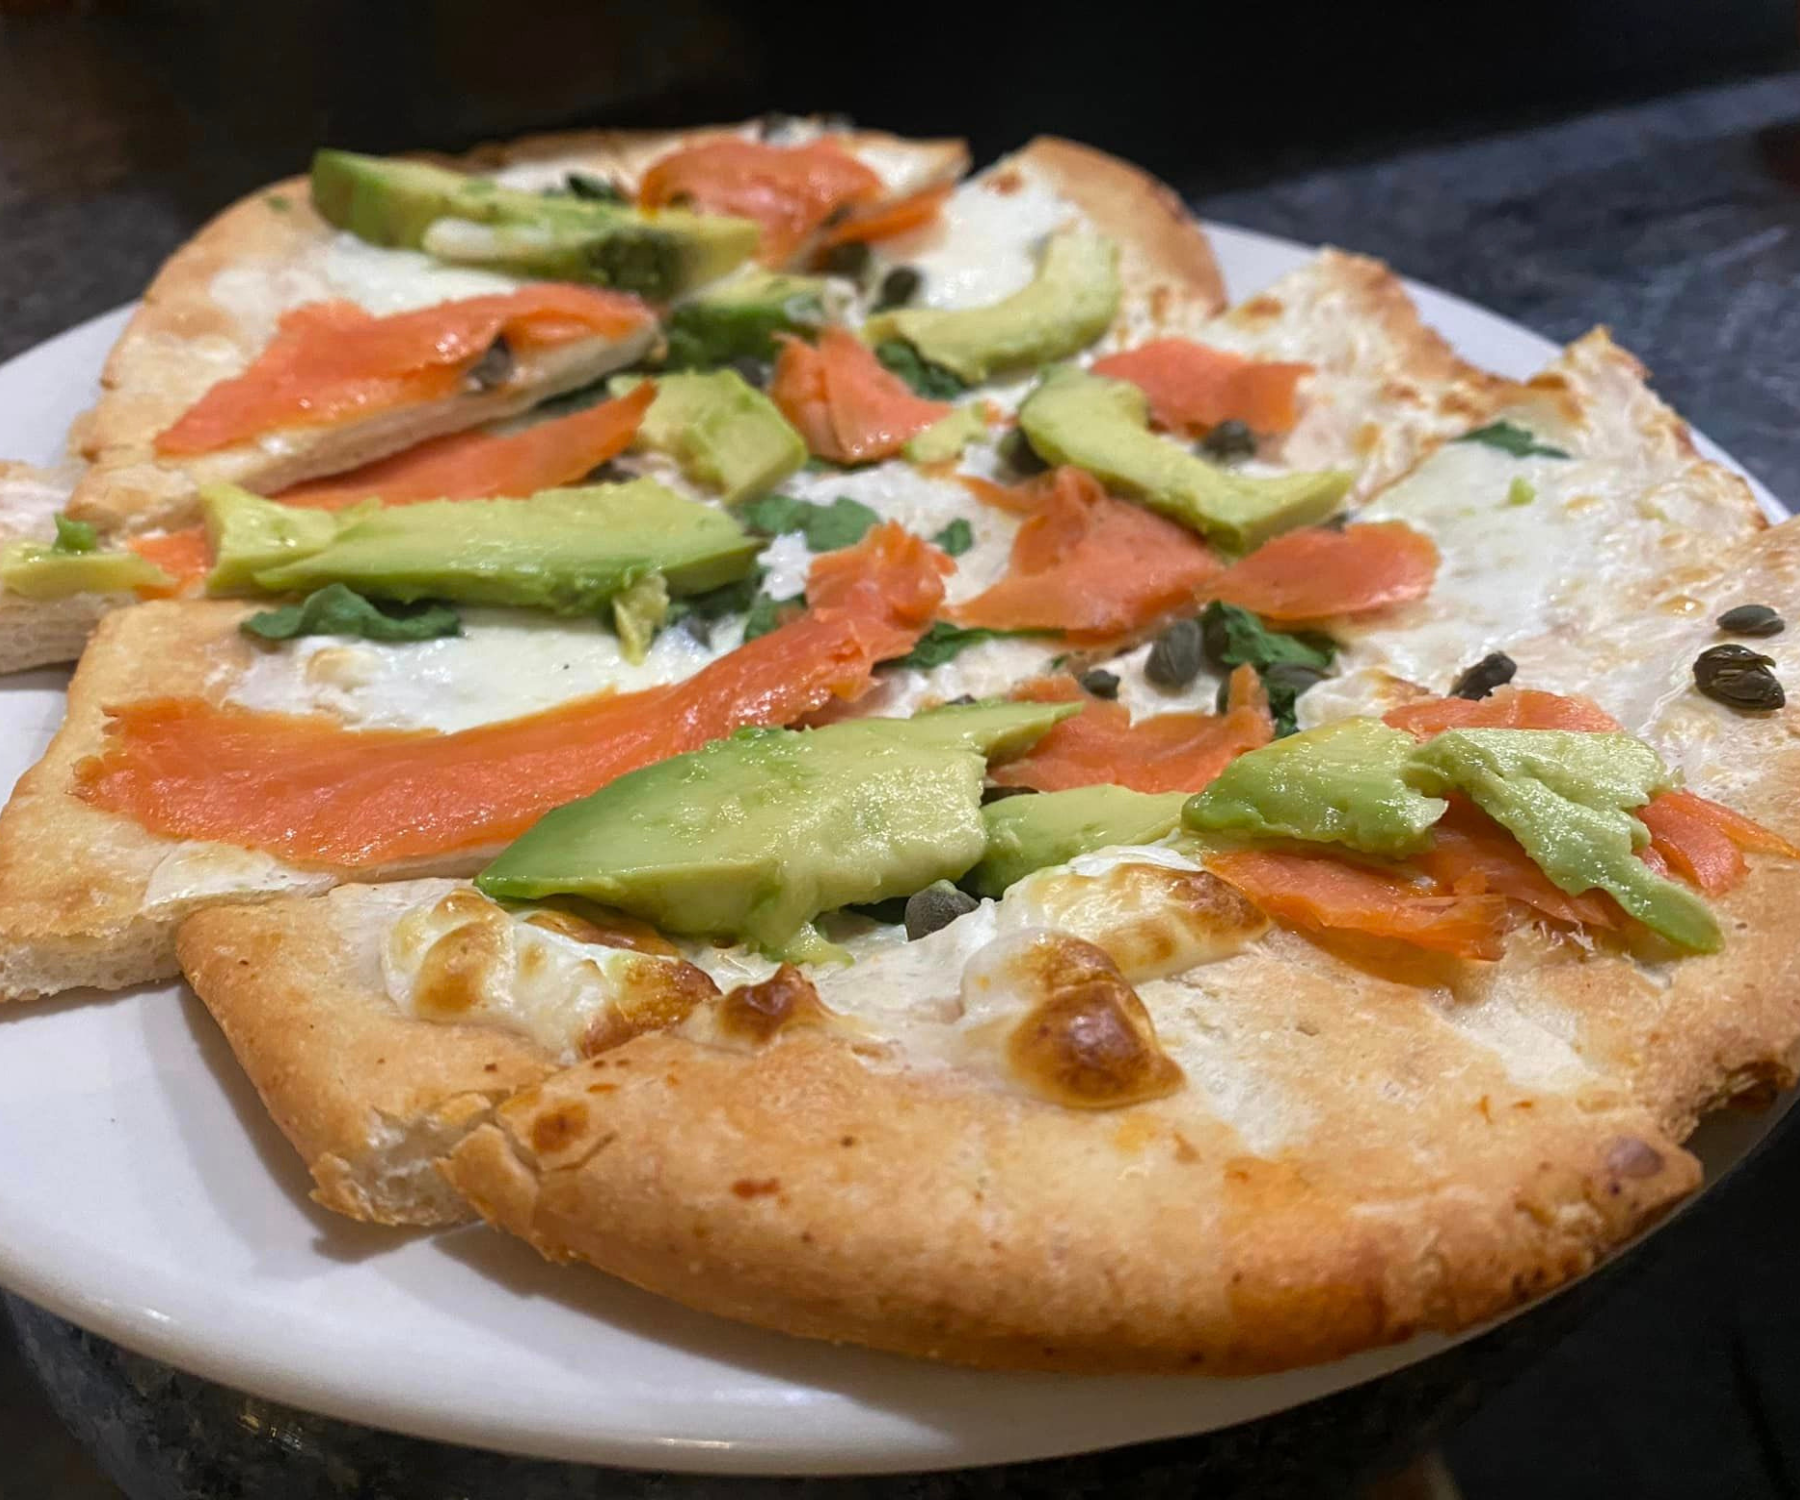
0,463 -> 77,543
878,176 -> 1075,312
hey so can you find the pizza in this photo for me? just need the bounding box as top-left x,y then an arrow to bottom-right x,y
1,118 -> 1795,1378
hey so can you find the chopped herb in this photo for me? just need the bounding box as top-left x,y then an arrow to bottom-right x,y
265,193 -> 291,213
738,493 -> 880,552
803,455 -> 847,474
1717,603 -> 1785,638
1505,477 -> 1537,506
50,514 -> 98,554
1455,421 -> 1570,459
564,172 -> 626,203
875,339 -> 967,400
931,518 -> 974,557
1199,601 -> 1337,736
1693,643 -> 1785,711
743,590 -> 804,642
241,584 -> 461,644
889,621 -> 1051,671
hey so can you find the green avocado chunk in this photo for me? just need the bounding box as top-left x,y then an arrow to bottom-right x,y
0,539 -> 171,600
249,481 -> 759,614
1019,367 -> 1351,550
969,786 -> 1190,898
310,149 -> 758,300
619,371 -> 805,503
903,404 -> 990,465
865,230 -> 1121,383
1184,718 -> 1447,858
202,485 -> 356,595
476,700 -> 1077,954
662,270 -> 829,368
1404,729 -> 1720,952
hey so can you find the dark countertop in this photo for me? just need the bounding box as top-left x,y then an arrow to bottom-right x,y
2,35 -> 1798,1499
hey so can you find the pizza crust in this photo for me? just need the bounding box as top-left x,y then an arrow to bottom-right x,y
0,460 -> 126,674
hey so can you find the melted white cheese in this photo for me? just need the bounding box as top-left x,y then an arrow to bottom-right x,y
0,464 -> 76,542
877,177 -> 1074,312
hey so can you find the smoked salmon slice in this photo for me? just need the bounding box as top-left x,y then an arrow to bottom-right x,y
274,383 -> 656,510
1384,688 -> 1623,737
1207,847 -> 1510,960
1210,522 -> 1438,622
953,467 -> 1221,643
1090,340 -> 1312,436
639,138 -> 883,263
1416,796 -> 1620,928
991,665 -> 1273,793
156,285 -> 653,457
124,528 -> 211,594
771,328 -> 950,464
76,522 -> 949,867
817,183 -> 952,249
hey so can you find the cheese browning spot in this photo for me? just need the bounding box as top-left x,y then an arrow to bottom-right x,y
999,933 -> 1184,1109
1020,863 -> 1269,981
579,959 -> 719,1057
716,964 -> 834,1045
524,903 -> 680,957
407,889 -> 511,1018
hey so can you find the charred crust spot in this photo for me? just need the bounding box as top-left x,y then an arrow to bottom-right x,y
799,1230 -> 815,1245
578,958 -> 718,1058
1604,1136 -> 1665,1180
731,1177 -> 781,1199
530,1102 -> 589,1156
1004,935 -> 1184,1109
987,167 -> 1024,195
717,964 -> 834,1044
1237,293 -> 1283,321
587,1082 -> 617,1095
525,902 -> 680,957
839,1135 -> 858,1148
483,1062 -> 498,1073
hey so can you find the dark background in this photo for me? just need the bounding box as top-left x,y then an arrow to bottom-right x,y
3,3 -> 1800,1496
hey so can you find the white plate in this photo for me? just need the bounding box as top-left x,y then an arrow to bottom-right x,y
0,224 -> 1788,1477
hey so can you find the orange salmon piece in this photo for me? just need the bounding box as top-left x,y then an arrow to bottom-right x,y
1208,847 -> 1510,960
992,665 -> 1273,794
1211,522 -> 1438,622
1091,340 -> 1311,436
771,328 -> 950,464
1417,796 -> 1620,928
952,467 -> 1221,643
124,528 -> 211,594
817,183 -> 952,248
1384,688 -> 1623,737
639,138 -> 882,263
155,285 -> 653,457
76,523 -> 948,868
1638,788 -> 1800,895
274,383 -> 656,510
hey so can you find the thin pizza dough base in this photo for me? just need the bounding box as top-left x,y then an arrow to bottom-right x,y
177,881 -> 557,1225
0,461 -> 127,675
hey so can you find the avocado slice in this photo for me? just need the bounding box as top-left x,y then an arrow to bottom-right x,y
202,484 -> 355,595
1184,718 -> 1447,859
619,371 -> 806,504
248,481 -> 760,614
663,270 -> 829,369
969,785 -> 1190,898
310,149 -> 758,301
1019,367 -> 1351,550
903,404 -> 990,465
476,700 -> 1078,955
866,230 -> 1121,383
1404,729 -> 1720,952
0,540 -> 172,599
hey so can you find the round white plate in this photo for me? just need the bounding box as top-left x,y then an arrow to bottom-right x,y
0,224 -> 1788,1476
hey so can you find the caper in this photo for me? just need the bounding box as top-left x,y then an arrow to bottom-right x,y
564,172 -> 626,203
1079,667 -> 1121,699
1145,618 -> 1204,689
1199,419 -> 1257,463
999,428 -> 1047,476
467,335 -> 514,390
942,694 -> 977,707
904,880 -> 979,941
728,355 -> 773,390
872,265 -> 922,312
1717,603 -> 1785,638
1449,651 -> 1517,701
1693,644 -> 1785,711
1263,661 -> 1328,697
822,241 -> 871,279
982,784 -> 1039,804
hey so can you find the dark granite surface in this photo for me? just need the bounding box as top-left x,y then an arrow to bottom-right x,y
2,32 -> 1799,1498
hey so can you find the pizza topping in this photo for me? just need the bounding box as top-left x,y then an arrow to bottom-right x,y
640,138 -> 884,264
1206,522 -> 1438,623
951,468 -> 1223,644
992,668 -> 1274,794
905,880 -> 980,941
713,964 -> 835,1044
1715,603 -> 1784,637
873,339 -> 969,400
771,328 -> 952,464
967,931 -> 1183,1109
1448,651 -> 1518,701
1079,668 -> 1121,699
661,270 -> 830,371
1145,618 -> 1206,689
1090,339 -> 1311,438
1636,789 -> 1800,894
124,527 -> 212,591
739,493 -> 880,552
1414,796 -> 1622,930
1383,687 -> 1621,737
621,369 -> 806,503
1206,848 -> 1510,960
1453,420 -> 1570,459
1198,419 -> 1257,464
78,521 -> 952,866
902,404 -> 990,465
969,785 -> 1188,897
156,286 -> 655,456
241,584 -> 462,644
1692,643 -> 1785,712
0,533 -> 174,600
872,264 -> 924,311
273,383 -> 657,511
1198,602 -> 1337,736
475,700 -> 1073,956
818,186 -> 951,254
1017,367 -> 1350,551
866,230 -> 1122,384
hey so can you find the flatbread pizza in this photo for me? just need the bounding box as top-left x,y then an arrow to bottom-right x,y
1,122 -> 1793,1382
